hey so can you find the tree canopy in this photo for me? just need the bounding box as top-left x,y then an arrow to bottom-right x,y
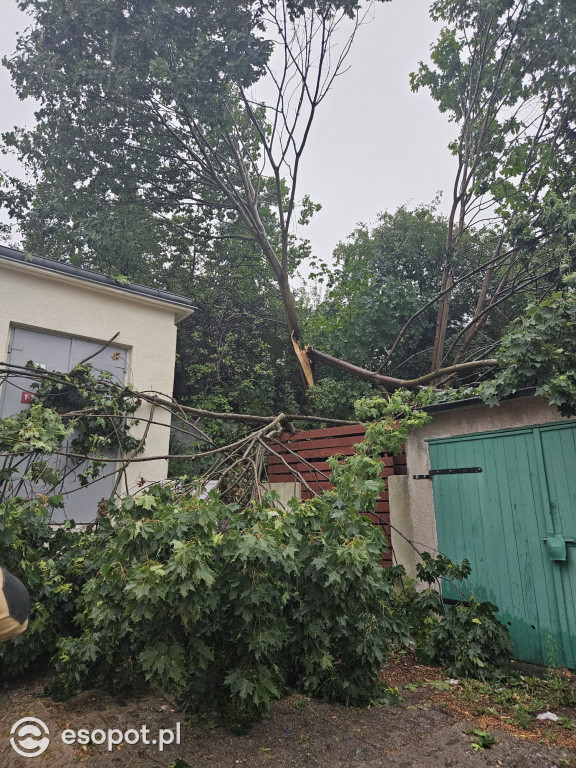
307,203 -> 483,379
2,0 -> 575,407
2,0 -> 387,390
411,0 -> 576,374
302,0 -> 576,394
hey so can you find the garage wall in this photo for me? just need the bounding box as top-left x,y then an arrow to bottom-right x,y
403,395 -> 573,571
0,261 -> 180,494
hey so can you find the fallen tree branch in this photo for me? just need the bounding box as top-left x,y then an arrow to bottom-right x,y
0,365 -> 359,426
259,437 -> 320,498
305,347 -> 498,389
75,332 -> 121,366
26,414 -> 287,465
137,390 -> 358,426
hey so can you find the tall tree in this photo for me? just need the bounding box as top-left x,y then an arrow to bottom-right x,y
410,0 -> 576,376
4,0 -> 574,398
305,0 -> 575,391
307,203 -> 478,379
2,0 -> 383,389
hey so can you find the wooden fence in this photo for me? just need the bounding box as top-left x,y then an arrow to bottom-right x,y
266,423 -> 406,567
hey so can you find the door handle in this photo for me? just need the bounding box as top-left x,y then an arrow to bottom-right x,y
542,535 -> 576,561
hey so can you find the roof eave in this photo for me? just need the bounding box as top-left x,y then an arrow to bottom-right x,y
0,245 -> 196,323
422,387 -> 538,414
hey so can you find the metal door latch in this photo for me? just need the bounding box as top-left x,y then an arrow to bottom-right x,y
543,535 -> 576,562
413,467 -> 483,480
430,467 -> 482,475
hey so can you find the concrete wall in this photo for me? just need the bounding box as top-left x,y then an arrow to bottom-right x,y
403,395 -> 572,573
388,475 -> 417,581
260,481 -> 302,510
0,259 -> 185,493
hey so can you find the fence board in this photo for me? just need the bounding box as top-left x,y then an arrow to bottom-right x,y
267,425 -> 406,568
268,451 -> 395,466
273,435 -> 371,454
276,424 -> 364,441
268,467 -> 397,487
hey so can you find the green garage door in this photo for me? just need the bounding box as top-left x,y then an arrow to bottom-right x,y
428,421 -> 576,668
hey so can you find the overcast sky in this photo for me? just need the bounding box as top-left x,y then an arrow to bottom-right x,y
0,0 -> 457,264
297,1 -> 458,263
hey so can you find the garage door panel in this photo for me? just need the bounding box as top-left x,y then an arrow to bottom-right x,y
539,426 -> 576,667
1,326 -> 127,524
0,327 -> 72,419
429,429 -> 562,666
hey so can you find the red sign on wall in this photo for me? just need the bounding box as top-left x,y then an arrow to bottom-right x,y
21,391 -> 34,404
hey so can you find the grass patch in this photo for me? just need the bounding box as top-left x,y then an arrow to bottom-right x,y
455,669 -> 576,732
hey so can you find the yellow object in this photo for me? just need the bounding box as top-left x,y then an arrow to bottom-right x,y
0,568 -> 30,642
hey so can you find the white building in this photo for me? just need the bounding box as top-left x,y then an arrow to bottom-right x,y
0,245 -> 195,522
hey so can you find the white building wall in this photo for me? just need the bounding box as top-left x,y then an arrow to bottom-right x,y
0,260 -> 185,494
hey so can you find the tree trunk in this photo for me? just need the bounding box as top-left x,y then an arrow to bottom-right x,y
430,266 -> 454,373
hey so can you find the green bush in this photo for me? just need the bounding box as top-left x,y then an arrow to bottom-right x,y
45,481 -> 401,729
0,385 -> 513,728
0,496 -> 92,678
420,597 -> 512,679
391,553 -> 512,680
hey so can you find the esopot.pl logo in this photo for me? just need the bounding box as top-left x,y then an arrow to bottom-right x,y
9,718 -> 182,757
10,717 -> 50,758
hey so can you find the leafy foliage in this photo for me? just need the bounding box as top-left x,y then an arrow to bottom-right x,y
416,0 -> 576,222
410,0 -> 576,372
421,597 -> 512,680
392,552 -> 512,681
0,497 -> 88,678
482,275 -> 576,416
468,729 -> 497,751
0,378 -> 514,727
354,391 -> 432,456
307,378 -> 373,422
170,229 -> 307,416
0,401 -> 72,457
47,479 -> 401,729
307,203 -> 486,379
416,551 -> 471,586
